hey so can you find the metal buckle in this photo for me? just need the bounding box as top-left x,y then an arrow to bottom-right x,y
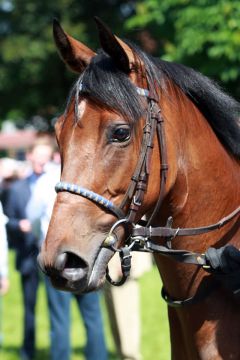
133,195 -> 142,207
129,223 -> 151,251
102,218 -> 129,249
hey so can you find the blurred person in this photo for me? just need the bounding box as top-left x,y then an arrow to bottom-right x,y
0,157 -> 30,249
0,157 -> 19,211
27,156 -> 108,360
0,200 -> 9,347
0,200 -> 9,295
4,140 -> 54,360
105,251 -> 152,360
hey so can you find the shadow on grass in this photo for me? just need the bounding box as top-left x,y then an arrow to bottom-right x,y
0,345 -> 49,359
1,345 -> 119,359
0,345 -> 19,358
73,346 -> 119,359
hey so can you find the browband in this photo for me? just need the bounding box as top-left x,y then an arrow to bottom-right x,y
136,87 -> 149,97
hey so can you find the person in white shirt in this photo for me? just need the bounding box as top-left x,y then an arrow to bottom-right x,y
27,160 -> 107,360
0,200 -> 9,347
0,201 -> 9,295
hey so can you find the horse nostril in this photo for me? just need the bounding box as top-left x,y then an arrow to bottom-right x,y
55,252 -> 67,271
54,252 -> 88,272
64,252 -> 88,270
38,251 -> 89,287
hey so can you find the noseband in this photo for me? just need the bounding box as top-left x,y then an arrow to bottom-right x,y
55,85 -> 240,304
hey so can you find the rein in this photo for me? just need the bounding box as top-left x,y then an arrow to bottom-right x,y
55,85 -> 240,306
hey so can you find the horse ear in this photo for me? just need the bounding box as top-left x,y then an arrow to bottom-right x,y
53,18 -> 96,73
94,17 -> 133,74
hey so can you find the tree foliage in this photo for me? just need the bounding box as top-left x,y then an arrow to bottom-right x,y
126,0 -> 240,99
0,0 -> 239,129
0,0 -> 134,128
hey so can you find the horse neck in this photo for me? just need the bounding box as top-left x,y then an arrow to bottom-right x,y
151,84 -> 240,303
147,82 -> 240,359
161,83 -> 240,241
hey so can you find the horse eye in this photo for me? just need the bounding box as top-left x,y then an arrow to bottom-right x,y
111,127 -> 131,142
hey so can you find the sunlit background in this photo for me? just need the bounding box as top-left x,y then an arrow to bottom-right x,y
0,1 -> 239,359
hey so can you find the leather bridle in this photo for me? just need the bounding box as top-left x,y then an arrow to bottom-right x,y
55,85 -> 240,304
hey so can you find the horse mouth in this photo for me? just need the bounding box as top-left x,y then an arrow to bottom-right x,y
47,266 -> 89,293
40,247 -> 114,294
50,274 -> 86,293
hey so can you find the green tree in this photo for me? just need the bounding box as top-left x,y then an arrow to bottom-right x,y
126,0 -> 240,99
0,0 -> 134,129
1,0 -> 239,129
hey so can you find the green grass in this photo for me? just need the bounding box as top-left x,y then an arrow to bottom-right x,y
0,251 -> 170,359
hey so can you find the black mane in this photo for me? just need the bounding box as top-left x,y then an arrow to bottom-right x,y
69,51 -> 145,123
156,58 -> 240,159
70,43 -> 240,158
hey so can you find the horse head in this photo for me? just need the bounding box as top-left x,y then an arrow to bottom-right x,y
38,18 -> 176,293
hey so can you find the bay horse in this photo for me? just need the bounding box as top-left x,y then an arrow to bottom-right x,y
39,18 -> 240,359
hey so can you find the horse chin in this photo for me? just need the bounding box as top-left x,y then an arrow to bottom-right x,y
50,276 -> 88,294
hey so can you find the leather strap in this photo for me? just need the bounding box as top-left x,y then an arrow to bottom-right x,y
131,238 -> 208,267
132,206 -> 240,238
161,283 -> 218,307
120,99 -> 159,222
105,247 -> 132,286
144,241 -> 207,265
146,105 -> 168,226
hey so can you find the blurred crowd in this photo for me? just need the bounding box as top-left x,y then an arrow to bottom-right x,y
0,136 -> 152,360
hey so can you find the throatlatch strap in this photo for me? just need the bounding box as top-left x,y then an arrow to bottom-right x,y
161,246 -> 240,307
161,282 -> 218,307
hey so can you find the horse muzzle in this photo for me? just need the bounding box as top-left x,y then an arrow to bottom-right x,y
37,251 -> 90,293
38,246 -> 114,293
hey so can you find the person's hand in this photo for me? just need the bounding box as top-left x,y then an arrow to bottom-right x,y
0,277 -> 9,295
19,219 -> 32,233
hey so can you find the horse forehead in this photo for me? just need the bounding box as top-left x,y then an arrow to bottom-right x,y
62,102 -> 109,147
77,99 -> 110,123
77,99 -> 87,119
